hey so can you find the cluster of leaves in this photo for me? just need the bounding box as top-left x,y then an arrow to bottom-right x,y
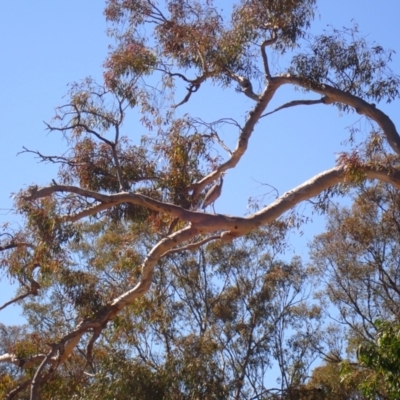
357,320 -> 400,399
291,25 -> 400,104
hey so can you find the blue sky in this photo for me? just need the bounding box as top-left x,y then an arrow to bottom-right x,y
1,1 -> 400,325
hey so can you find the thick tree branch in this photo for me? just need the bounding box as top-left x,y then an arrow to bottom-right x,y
279,75 -> 400,156
191,79 -> 283,196
0,353 -> 56,369
22,165 -> 400,238
23,185 -> 212,224
110,224 -> 198,311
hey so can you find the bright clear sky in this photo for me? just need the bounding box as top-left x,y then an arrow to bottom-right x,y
1,1 -> 400,325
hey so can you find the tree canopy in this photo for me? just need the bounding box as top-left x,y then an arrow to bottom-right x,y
1,0 -> 400,398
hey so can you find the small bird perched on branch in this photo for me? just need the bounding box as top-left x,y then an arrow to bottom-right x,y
201,173 -> 225,213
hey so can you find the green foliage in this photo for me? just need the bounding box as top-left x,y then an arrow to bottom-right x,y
357,320 -> 400,399
310,182 -> 400,399
291,25 -> 400,104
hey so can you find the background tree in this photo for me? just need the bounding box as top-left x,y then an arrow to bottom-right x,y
1,0 -> 400,398
310,182 -> 400,399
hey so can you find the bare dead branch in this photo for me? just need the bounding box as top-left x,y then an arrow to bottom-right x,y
45,121 -> 115,148
171,72 -> 211,108
188,117 -> 242,156
0,284 -> 40,311
197,133 -> 233,156
211,134 -> 233,156
174,83 -> 200,108
261,98 -> 324,118
18,147 -> 78,165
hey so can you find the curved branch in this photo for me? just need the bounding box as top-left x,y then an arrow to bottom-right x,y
110,224 -> 198,311
86,328 -> 102,367
279,75 -> 400,156
0,282 -> 40,312
191,79 -> 283,196
174,84 -> 200,108
24,185 -> 211,224
0,227 -> 199,373
261,34 -> 277,79
173,74 -> 209,108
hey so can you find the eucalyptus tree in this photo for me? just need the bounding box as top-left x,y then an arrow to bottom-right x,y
1,0 -> 400,398
310,182 -> 400,399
